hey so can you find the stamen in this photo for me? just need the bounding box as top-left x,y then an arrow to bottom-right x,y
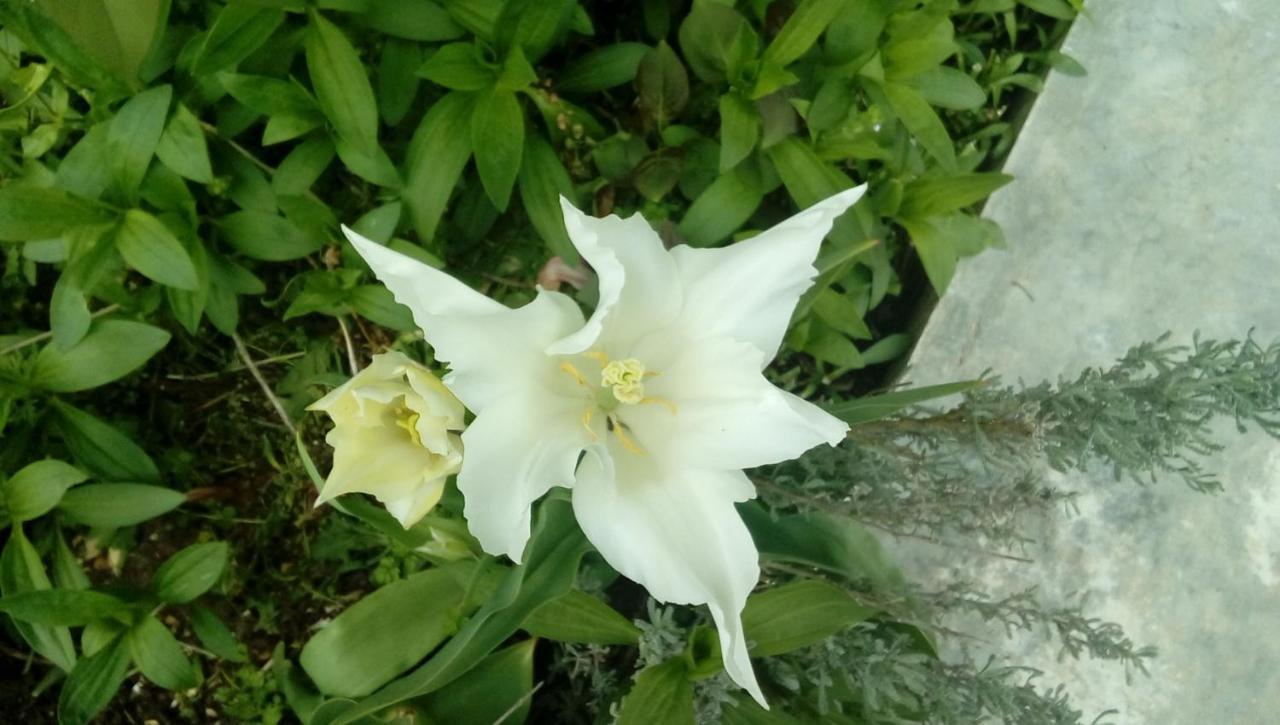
395,411 -> 423,446
560,361 -> 589,387
609,415 -> 646,456
581,407 -> 598,440
640,396 -> 678,415
585,350 -> 609,365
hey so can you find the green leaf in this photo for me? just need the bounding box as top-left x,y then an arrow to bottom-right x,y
470,89 -> 525,211
636,41 -> 689,125
741,580 -> 876,657
824,0 -> 887,65
53,527 -> 92,591
677,167 -> 763,248
306,10 -> 380,156
108,84 -> 173,201
58,633 -> 130,725
34,0 -> 165,85
190,606 -> 246,663
0,527 -> 76,672
349,286 -> 416,332
496,0 -> 575,63
762,0 -> 844,67
152,542 -> 229,604
357,0 -> 464,41
416,42 -> 495,91
378,39 -> 424,126
129,616 -> 198,691
719,94 -> 759,172
404,92 -> 473,243
518,133 -> 577,262
115,209 -> 198,290
58,483 -> 185,529
898,172 -> 1013,217
497,47 -> 537,91
722,695 -> 804,724
31,318 -> 170,393
1018,0 -> 1076,19
523,589 -> 642,645
825,379 -> 982,425
0,589 -> 133,627
52,401 -> 160,484
191,5 -> 284,76
2,3 -> 128,94
310,497 -> 589,725
739,503 -> 905,592
557,43 -> 649,93
883,19 -> 956,80
883,82 -> 955,169
273,135 -> 335,197
219,210 -> 322,261
632,152 -> 683,202
2,459 -> 88,523
900,216 -> 956,294
222,74 -> 321,120
300,562 -> 488,698
618,658 -> 694,725
49,276 -> 92,351
677,3 -> 753,83
908,67 -> 986,110
155,104 -> 213,183
0,186 -> 114,242
413,640 -> 535,725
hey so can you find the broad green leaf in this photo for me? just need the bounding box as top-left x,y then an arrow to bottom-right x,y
741,580 -> 876,657
900,216 -> 956,294
762,0 -> 844,67
719,94 -> 759,172
618,658 -> 694,725
349,286 -> 416,331
0,589 -> 133,627
404,92 -> 473,243
632,152 -> 682,202
129,616 -> 198,691
801,320 -> 866,368
739,503 -> 905,593
470,89 -> 525,211
557,43 -> 649,93
523,589 -> 642,645
273,135 -> 335,197
191,5 -> 284,76
357,0 -> 464,41
53,401 -> 161,483
0,186 -> 114,242
0,527 -> 76,672
2,2 -> 129,94
378,39 -> 424,127
306,11 -> 380,156
310,497 -> 589,725
813,287 -> 873,340
417,42 -> 495,91
219,210 -> 322,261
413,640 -> 535,725
1019,0 -> 1076,19
677,3 -> 753,83
518,134 -> 577,262
825,379 -> 982,425
221,74 -> 321,119
300,562 -> 487,698
2,459 -> 88,523
115,209 -> 198,290
678,167 -> 763,248
861,332 -> 912,366
152,542 -> 229,604
883,82 -> 955,169
496,0 -> 575,63
883,19 -> 956,80
155,104 -> 213,183
58,483 -> 185,529
53,528 -> 92,591
908,67 -> 987,111
824,0 -> 887,64
108,84 -> 172,201
58,633 -> 130,725
444,0 -> 504,40
190,606 -> 247,663
48,276 -> 88,351
497,47 -> 537,91
722,695 -> 804,725
898,172 -> 1013,218
636,41 -> 689,125
335,138 -> 402,188
31,319 -> 170,393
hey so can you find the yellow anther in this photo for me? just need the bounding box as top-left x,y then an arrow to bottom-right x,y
608,415 -> 646,456
560,361 -> 589,387
395,411 -> 423,447
640,396 -> 678,415
585,350 -> 610,365
581,407 -> 598,440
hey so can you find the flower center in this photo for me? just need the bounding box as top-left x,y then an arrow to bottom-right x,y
558,351 -> 676,456
394,407 -> 423,447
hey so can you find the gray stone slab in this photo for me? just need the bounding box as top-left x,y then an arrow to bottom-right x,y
900,1 -> 1280,722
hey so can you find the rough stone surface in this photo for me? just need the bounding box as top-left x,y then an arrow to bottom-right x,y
900,1 -> 1280,722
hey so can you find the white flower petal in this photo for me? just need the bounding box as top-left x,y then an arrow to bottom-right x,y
382,475 -> 448,529
547,199 -> 680,356
625,336 -> 848,471
669,186 -> 867,363
572,446 -> 766,706
458,390 -> 593,562
344,226 -> 586,411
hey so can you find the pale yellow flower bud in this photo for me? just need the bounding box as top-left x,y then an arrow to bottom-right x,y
307,351 -> 465,528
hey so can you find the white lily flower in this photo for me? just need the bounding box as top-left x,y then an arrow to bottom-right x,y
341,186 -> 865,704
308,351 -> 465,528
